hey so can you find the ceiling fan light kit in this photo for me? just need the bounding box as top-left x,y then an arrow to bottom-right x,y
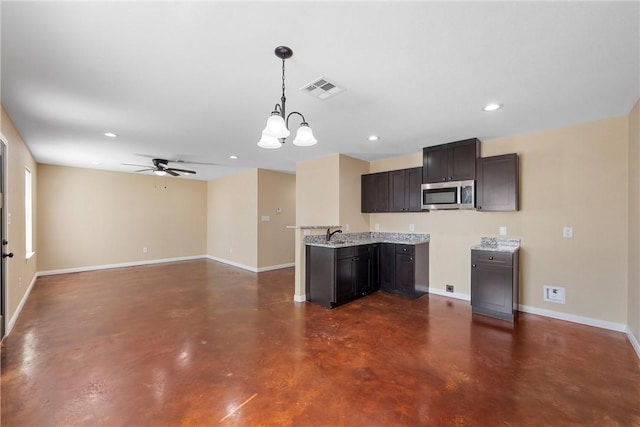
258,46 -> 317,149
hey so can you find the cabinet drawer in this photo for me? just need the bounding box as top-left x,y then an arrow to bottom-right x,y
336,247 -> 355,259
395,244 -> 415,256
471,250 -> 512,266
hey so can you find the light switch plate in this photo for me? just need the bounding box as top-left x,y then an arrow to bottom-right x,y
499,226 -> 507,236
563,227 -> 573,238
261,215 -> 270,222
409,224 -> 415,232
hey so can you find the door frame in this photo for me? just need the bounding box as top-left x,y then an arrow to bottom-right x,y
0,133 -> 7,339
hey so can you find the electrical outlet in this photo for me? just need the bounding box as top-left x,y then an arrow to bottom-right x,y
304,230 -> 311,236
346,224 -> 350,231
409,224 -> 415,232
446,284 -> 454,293
499,226 -> 507,236
275,207 -> 282,213
563,227 -> 573,238
143,247 -> 148,254
375,223 -> 380,231
544,286 -> 566,304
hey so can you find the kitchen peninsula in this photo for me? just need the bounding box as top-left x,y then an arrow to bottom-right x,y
305,232 -> 429,308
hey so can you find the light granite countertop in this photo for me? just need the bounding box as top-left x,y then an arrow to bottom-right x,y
305,232 -> 430,248
471,237 -> 520,253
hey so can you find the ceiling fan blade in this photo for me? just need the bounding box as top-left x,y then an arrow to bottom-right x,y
122,163 -> 152,168
134,168 -> 154,173
165,169 -> 179,177
171,160 -> 221,166
167,167 -> 196,174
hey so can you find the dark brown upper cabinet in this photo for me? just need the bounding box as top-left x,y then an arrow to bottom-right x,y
361,172 -> 389,213
476,153 -> 519,211
423,138 -> 480,183
389,167 -> 422,212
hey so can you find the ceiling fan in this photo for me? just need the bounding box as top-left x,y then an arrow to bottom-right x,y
123,158 -> 197,176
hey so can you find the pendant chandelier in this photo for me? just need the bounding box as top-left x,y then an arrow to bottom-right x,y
258,46 -> 317,149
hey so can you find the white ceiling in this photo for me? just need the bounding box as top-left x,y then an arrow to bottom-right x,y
2,1 -> 639,181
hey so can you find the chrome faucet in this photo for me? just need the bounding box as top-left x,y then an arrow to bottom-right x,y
326,228 -> 343,242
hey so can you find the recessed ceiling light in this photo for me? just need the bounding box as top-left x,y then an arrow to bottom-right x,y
229,155 -> 238,160
368,135 -> 380,141
482,103 -> 503,112
104,132 -> 118,138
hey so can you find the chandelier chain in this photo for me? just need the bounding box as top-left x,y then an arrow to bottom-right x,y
281,58 -> 286,100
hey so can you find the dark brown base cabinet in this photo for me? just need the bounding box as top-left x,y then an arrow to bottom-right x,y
307,242 -> 428,308
471,249 -> 519,321
379,243 -> 429,299
306,245 -> 376,309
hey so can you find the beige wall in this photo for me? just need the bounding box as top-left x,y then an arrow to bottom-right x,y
37,165 -> 207,272
369,116 -> 630,325
207,169 -> 258,268
207,168 -> 295,270
296,154 -> 340,226
1,106 -> 38,327
339,154 -> 370,233
628,99 -> 640,341
257,169 -> 296,269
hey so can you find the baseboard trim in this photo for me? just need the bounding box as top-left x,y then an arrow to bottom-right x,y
257,263 -> 294,273
206,256 -> 293,273
625,327 -> 640,359
206,255 -> 258,272
37,255 -> 207,276
428,287 -> 470,301
518,304 -> 627,333
293,294 -> 306,303
6,274 -> 38,336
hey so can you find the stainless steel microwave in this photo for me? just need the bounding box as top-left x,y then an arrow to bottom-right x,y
421,180 -> 475,210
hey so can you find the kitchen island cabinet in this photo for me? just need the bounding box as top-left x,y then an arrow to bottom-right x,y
306,245 -> 373,309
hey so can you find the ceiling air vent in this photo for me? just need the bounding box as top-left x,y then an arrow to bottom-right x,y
301,77 -> 344,100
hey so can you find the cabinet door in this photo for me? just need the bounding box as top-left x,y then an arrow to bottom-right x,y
476,153 -> 519,212
354,251 -> 372,296
389,170 -> 406,212
423,146 -> 449,183
375,173 -> 390,212
362,172 -> 390,213
370,244 -> 380,291
449,139 -> 479,181
406,167 -> 423,212
361,174 -> 376,213
379,243 -> 395,292
471,263 -> 513,316
395,252 -> 415,297
335,258 -> 355,304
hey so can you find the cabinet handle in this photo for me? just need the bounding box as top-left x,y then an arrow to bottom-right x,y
449,177 -> 453,180
472,264 -> 476,268
489,256 -> 494,260
477,206 -> 482,210
442,178 -> 446,181
410,257 -> 413,261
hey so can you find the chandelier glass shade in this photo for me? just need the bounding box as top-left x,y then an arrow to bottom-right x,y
258,46 -> 317,149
